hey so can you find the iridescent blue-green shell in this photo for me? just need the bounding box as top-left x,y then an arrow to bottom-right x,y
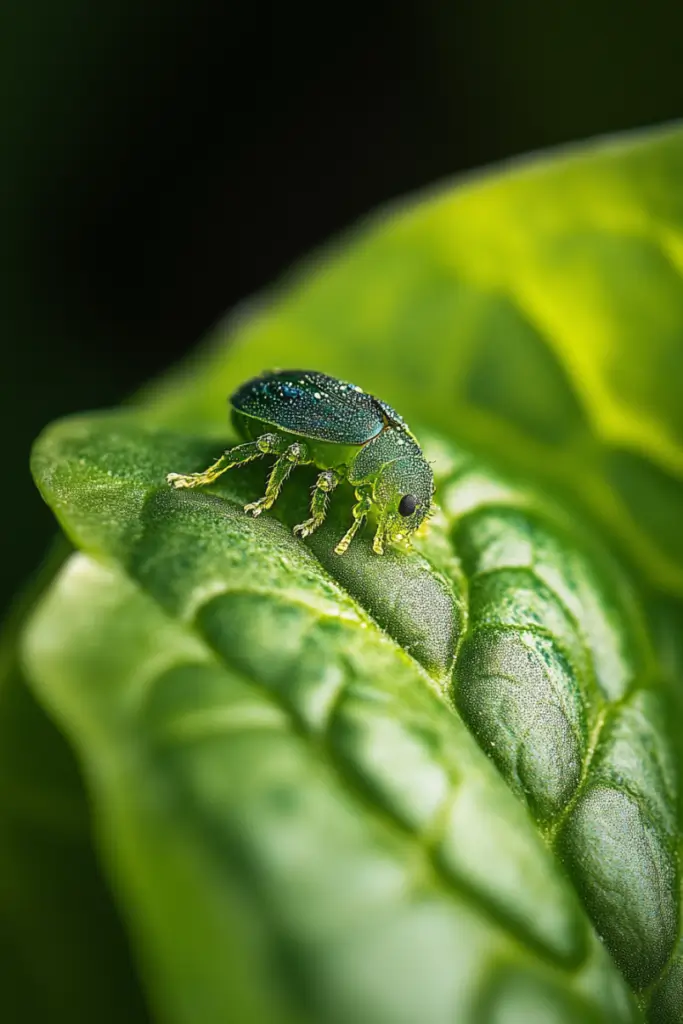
231,370 -> 392,445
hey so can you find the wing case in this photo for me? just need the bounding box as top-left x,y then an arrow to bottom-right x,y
231,370 -> 386,444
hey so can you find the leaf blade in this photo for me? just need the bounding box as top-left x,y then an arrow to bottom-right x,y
24,414 -> 640,1023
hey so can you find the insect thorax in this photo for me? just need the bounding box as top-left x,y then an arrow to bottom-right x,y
347,426 -> 424,485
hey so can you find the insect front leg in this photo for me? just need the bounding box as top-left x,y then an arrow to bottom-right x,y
293,469 -> 341,539
167,433 -> 286,489
244,442 -> 311,516
334,487 -> 373,555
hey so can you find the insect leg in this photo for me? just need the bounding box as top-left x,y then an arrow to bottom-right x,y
372,515 -> 388,555
167,433 -> 286,489
293,469 -> 341,539
334,488 -> 373,555
244,442 -> 311,516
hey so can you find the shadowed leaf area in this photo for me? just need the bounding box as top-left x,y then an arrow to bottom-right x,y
0,554 -> 150,1024
19,124 -> 683,1023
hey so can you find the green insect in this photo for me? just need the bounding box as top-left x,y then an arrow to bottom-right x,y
167,369 -> 434,555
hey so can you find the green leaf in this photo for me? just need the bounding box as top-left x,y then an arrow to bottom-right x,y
26,409 -> 676,1022
21,123 -> 683,1022
441,466 -> 679,994
0,570 -> 149,1024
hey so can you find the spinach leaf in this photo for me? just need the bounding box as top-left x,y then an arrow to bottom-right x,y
25,414 -> 641,1023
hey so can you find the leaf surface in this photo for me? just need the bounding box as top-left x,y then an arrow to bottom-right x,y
27,411 -> 679,1021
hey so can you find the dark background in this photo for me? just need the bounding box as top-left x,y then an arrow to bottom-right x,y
3,0 -> 683,616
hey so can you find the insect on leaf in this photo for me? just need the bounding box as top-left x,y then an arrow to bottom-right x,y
21,123 -> 683,1023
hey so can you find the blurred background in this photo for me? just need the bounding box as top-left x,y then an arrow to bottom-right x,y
3,0 -> 683,617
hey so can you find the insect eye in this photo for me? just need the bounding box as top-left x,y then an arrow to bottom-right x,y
398,494 -> 417,517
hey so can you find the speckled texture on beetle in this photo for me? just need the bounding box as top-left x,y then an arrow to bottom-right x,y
167,369 -> 435,555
